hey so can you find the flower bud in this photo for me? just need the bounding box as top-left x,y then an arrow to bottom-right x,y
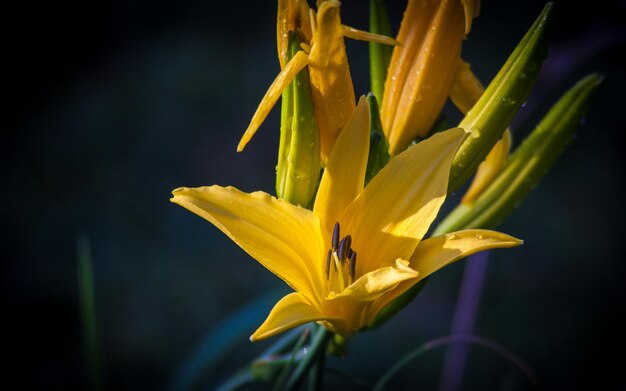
448,3 -> 553,193
435,74 -> 603,234
381,0 -> 473,155
276,32 -> 321,208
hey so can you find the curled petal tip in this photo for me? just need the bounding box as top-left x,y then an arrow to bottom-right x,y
171,187 -> 188,197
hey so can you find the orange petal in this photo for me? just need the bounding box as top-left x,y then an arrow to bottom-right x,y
387,0 -> 465,155
381,0 -> 439,141
308,0 -> 356,164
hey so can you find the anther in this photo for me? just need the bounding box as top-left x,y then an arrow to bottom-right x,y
338,235 -> 351,262
332,222 -> 340,251
325,250 -> 332,280
349,251 -> 357,283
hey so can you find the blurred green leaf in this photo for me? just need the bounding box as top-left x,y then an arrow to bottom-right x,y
169,289 -> 285,391
77,234 -> 104,391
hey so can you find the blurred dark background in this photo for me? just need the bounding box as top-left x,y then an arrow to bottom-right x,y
4,0 -> 626,389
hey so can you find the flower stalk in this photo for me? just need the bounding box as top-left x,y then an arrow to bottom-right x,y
369,0 -> 393,104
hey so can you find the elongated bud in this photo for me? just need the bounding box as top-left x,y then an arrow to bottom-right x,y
365,94 -> 390,184
276,32 -> 321,208
381,0 -> 465,155
448,60 -> 514,204
369,0 -> 393,104
435,74 -> 603,234
448,3 -> 553,194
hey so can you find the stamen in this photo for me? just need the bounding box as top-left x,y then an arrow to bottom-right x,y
332,252 -> 345,292
324,222 -> 358,293
332,222 -> 340,250
325,249 -> 332,280
338,237 -> 347,261
349,251 -> 357,284
338,235 -> 352,261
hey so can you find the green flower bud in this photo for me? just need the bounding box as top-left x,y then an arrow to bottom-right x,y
448,3 -> 553,193
435,74 -> 603,234
276,32 -> 321,208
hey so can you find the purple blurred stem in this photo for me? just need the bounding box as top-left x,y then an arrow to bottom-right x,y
438,251 -> 490,391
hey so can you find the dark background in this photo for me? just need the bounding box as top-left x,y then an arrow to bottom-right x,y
4,0 -> 626,389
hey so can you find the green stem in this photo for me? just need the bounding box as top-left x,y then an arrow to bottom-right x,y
307,345 -> 325,391
369,0 -> 393,103
284,326 -> 332,391
273,327 -> 311,391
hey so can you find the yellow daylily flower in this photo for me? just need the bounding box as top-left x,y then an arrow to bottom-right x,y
381,0 -> 480,155
173,97 -> 521,340
239,0 -> 396,164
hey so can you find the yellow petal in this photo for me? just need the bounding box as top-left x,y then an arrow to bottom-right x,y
238,50 -> 309,152
449,59 -> 484,114
171,186 -> 325,303
277,0 -> 313,69
382,0 -> 439,141
461,129 -> 512,204
341,25 -> 400,46
410,229 -> 522,279
461,0 -> 481,34
387,0 -> 465,154
340,127 -> 466,276
308,0 -> 356,164
370,228 -> 521,317
251,292 -> 340,341
326,259 -> 418,302
313,96 -> 370,237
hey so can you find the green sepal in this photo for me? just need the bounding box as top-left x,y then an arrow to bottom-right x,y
448,3 -> 554,194
275,32 -> 321,208
435,74 -> 603,234
366,278 -> 429,330
369,0 -> 393,104
365,94 -> 390,184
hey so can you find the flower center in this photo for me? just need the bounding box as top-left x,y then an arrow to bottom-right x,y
325,222 -> 357,294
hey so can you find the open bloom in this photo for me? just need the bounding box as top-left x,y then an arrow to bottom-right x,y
172,97 -> 521,340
